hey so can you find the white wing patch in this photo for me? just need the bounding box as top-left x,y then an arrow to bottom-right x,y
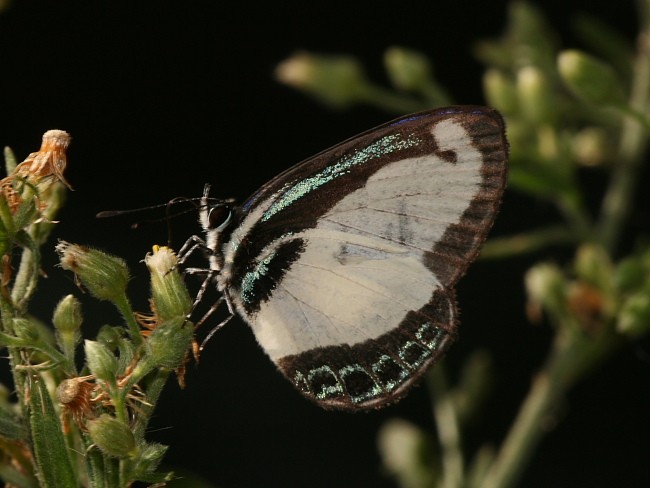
249,230 -> 440,360
241,119 -> 481,360
321,119 -> 483,250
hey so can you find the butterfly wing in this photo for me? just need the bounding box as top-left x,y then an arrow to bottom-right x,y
220,106 -> 507,410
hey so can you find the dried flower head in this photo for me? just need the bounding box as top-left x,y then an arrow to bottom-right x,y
1,129 -> 72,213
57,375 -> 96,431
16,130 -> 72,187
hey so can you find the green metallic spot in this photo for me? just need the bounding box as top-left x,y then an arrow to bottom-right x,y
293,370 -> 310,394
371,354 -> 409,391
240,251 -> 277,305
415,322 -> 446,351
398,340 -> 431,369
262,133 -> 420,222
308,365 -> 344,399
339,363 -> 383,403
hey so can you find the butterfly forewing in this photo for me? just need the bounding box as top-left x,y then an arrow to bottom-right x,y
215,106 -> 507,410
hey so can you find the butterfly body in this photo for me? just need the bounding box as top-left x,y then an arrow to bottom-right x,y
196,106 -> 507,411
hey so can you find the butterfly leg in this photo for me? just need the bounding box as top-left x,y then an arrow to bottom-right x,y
183,267 -> 236,349
198,292 -> 236,351
176,234 -> 210,265
188,269 -> 217,319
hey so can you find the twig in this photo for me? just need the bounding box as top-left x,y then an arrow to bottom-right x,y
598,0 -> 650,252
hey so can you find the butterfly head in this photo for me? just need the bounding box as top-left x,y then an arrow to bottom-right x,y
198,185 -> 237,272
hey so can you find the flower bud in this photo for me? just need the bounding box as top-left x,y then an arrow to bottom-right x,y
53,295 -> 82,359
516,66 -> 556,124
574,244 -> 612,292
129,317 -> 193,383
483,69 -> 518,114
377,419 -> 433,486
56,242 -> 130,303
384,47 -> 432,92
53,294 -> 82,335
143,317 -> 193,370
84,340 -> 118,382
617,292 -> 650,337
525,263 -> 567,312
572,127 -> 609,167
558,50 -> 625,106
96,325 -> 122,350
87,414 -> 136,458
145,246 -> 192,322
275,52 -> 367,108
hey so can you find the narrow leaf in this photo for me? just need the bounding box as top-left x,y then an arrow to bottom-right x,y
0,403 -> 25,439
29,375 -> 76,488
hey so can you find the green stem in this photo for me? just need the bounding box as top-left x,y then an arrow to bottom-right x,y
111,388 -> 129,425
598,3 -> 650,252
0,247 -> 33,414
361,84 -> 431,114
420,80 -> 454,106
480,226 -> 576,259
104,453 -> 118,488
557,192 -> 592,242
479,326 -> 619,488
84,435 -> 106,488
615,102 -> 650,133
132,369 -> 170,439
113,295 -> 142,347
10,234 -> 39,311
0,192 -> 16,235
428,367 -> 464,488
119,459 -> 127,488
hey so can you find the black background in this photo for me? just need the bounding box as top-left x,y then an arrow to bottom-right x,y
0,1 -> 648,487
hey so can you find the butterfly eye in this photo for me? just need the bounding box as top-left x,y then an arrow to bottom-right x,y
208,205 -> 233,232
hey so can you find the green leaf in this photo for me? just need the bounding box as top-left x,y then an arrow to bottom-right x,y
558,50 -> 626,106
573,13 -> 634,82
29,375 -> 76,488
130,442 -> 172,484
4,146 -> 18,175
0,462 -> 39,488
507,163 -> 576,201
0,404 -> 25,440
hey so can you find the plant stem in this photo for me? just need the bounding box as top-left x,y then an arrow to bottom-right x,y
429,367 -> 465,488
10,241 -> 38,311
361,84 -> 431,114
479,326 -> 619,488
480,226 -> 576,259
132,369 -> 169,439
598,1 -> 650,252
113,295 -> 142,347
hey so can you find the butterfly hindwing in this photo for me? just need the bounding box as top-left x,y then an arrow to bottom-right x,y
216,106 -> 507,410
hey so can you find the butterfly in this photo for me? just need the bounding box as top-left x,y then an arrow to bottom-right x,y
181,106 -> 508,411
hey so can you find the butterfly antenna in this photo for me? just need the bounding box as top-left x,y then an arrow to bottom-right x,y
96,197 -> 203,242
